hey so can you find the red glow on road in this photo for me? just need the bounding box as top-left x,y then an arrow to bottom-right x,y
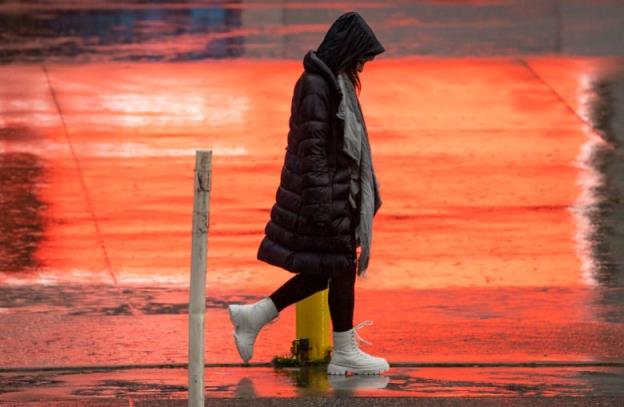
2,57 -> 622,371
1,58 -> 591,289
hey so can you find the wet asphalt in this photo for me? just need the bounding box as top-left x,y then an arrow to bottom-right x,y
2,0 -> 624,405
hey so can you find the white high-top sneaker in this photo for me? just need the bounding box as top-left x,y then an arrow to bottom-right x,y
327,320 -> 390,375
227,297 -> 279,363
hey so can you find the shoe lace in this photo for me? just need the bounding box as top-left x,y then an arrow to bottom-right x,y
353,320 -> 374,347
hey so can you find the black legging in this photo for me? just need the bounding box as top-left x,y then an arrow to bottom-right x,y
269,266 -> 356,332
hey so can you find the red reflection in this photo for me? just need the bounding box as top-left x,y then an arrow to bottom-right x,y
2,58 -> 622,371
0,59 -> 591,289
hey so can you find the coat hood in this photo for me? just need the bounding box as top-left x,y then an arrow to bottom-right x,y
315,11 -> 385,76
303,49 -> 342,97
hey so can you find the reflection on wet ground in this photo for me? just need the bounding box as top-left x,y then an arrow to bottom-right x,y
1,285 -> 624,369
0,284 -> 255,316
577,67 -> 624,287
571,65 -> 624,329
2,0 -> 624,62
1,365 -> 624,400
4,58 -> 624,290
1,55 -> 624,400
0,150 -> 45,272
2,0 -> 624,403
1,56 -> 624,378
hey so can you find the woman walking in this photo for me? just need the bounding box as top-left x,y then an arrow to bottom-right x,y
228,11 -> 387,375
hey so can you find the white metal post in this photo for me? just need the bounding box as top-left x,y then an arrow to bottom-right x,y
188,150 -> 212,407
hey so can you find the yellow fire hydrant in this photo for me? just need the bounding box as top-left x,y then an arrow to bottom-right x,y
291,288 -> 332,362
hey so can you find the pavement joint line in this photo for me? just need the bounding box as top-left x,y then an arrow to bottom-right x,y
2,361 -> 624,374
516,57 -> 595,132
41,63 -> 139,316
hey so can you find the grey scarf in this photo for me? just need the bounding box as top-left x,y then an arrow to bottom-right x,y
336,71 -> 382,278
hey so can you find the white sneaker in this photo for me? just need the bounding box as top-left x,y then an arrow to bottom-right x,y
227,297 -> 279,363
327,320 -> 390,375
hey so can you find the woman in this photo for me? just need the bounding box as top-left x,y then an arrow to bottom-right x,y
228,11 -> 387,375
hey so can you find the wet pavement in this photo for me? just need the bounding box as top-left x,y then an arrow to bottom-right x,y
1,365 -> 624,401
2,0 -> 624,405
2,0 -> 624,61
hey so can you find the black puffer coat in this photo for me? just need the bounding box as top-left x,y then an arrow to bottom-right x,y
257,12 -> 385,278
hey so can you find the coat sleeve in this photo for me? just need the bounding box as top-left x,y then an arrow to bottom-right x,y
296,80 -> 333,225
373,170 -> 382,217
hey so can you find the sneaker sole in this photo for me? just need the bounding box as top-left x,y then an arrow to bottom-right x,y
327,363 -> 390,375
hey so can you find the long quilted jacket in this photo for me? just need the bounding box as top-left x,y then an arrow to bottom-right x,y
256,50 -> 360,277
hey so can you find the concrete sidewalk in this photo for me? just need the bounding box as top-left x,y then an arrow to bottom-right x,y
1,364 -> 623,404
2,397 -> 624,407
2,283 -> 623,404
2,6 -> 624,404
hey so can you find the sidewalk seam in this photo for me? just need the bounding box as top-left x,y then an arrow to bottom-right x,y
516,58 -> 592,130
41,63 -> 138,315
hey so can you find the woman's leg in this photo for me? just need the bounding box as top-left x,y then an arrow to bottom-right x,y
269,273 -> 330,312
327,264 -> 389,375
329,220 -> 358,332
232,272 -> 330,363
328,266 -> 356,332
